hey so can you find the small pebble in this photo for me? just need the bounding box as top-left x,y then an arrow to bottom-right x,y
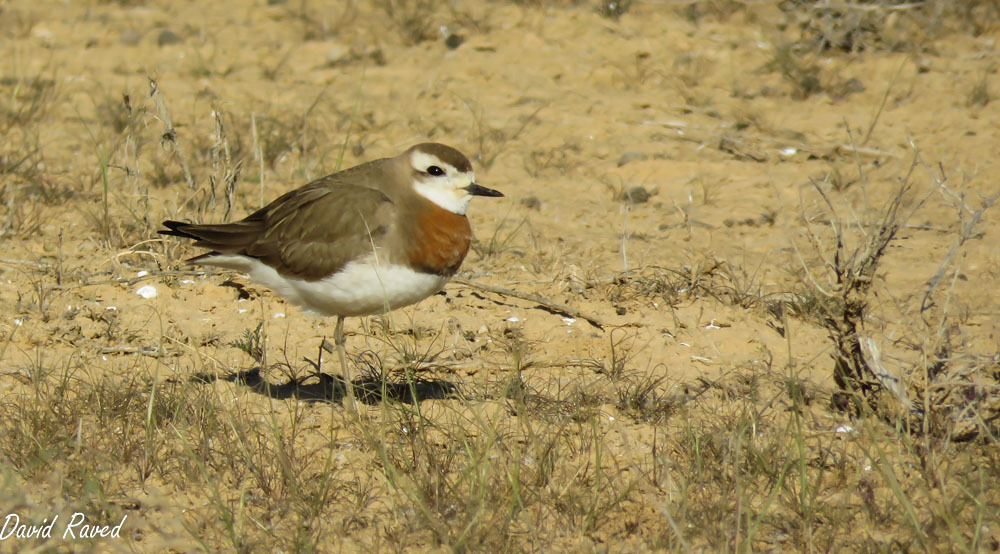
326,45 -> 350,65
520,196 -> 541,210
135,285 -> 157,299
617,151 -> 648,167
445,34 -> 464,49
120,29 -> 142,46
624,186 -> 651,204
157,29 -> 182,47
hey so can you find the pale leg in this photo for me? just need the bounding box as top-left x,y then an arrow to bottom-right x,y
334,316 -> 357,410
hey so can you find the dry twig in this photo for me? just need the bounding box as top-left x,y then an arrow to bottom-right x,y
451,277 -> 605,330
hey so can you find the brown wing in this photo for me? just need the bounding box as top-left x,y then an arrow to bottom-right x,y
162,182 -> 396,280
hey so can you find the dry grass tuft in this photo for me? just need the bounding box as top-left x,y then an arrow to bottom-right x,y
0,1 -> 998,551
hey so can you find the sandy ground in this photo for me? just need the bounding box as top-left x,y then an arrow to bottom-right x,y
1,0 -> 999,551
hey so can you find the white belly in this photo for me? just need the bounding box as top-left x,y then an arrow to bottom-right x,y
202,254 -> 450,317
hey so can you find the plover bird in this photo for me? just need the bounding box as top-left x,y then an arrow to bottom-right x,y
160,143 -> 502,407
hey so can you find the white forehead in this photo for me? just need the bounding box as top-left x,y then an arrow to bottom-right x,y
410,150 -> 467,176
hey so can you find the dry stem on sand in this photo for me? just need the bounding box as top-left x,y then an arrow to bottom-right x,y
0,1 -> 998,551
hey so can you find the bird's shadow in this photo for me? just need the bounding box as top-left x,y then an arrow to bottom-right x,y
190,367 -> 459,405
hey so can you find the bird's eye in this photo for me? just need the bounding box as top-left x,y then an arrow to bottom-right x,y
427,165 -> 445,176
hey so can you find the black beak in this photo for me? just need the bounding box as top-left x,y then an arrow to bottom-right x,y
465,183 -> 504,197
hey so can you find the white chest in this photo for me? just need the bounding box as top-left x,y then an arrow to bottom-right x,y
246,255 -> 450,317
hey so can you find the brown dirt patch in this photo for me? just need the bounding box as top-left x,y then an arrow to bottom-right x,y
1,1 -> 998,551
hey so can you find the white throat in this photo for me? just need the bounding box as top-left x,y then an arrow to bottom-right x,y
408,149 -> 477,215
413,180 -> 472,214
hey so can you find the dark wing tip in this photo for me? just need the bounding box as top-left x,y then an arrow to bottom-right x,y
159,220 -> 197,239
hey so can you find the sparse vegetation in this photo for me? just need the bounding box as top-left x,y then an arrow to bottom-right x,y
0,1 -> 997,552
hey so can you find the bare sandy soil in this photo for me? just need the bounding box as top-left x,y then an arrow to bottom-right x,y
1,0 -> 999,551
